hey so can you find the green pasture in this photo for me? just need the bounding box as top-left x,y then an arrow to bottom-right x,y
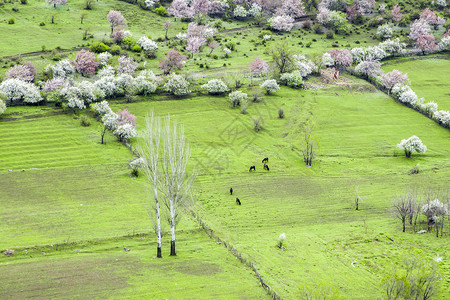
114,75 -> 449,298
382,57 -> 450,111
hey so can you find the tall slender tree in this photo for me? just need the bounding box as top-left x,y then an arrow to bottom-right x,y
160,117 -> 197,256
138,113 -> 163,258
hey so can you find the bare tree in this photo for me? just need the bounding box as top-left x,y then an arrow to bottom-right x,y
392,193 -> 410,233
160,116 -> 197,256
302,122 -> 317,167
138,113 -> 163,258
268,41 -> 295,75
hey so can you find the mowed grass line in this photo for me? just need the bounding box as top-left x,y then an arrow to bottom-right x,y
0,230 -> 270,299
0,107 -> 131,171
119,76 -> 449,298
382,57 -> 450,111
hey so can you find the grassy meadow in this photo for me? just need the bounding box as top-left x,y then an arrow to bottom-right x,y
381,57 -> 450,112
1,0 -> 450,299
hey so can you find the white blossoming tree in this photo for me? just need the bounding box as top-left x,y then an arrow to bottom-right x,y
397,136 -> 427,158
260,79 -> 280,95
201,79 -> 229,95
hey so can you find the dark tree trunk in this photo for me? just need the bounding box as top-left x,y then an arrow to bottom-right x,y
402,217 -> 406,232
170,240 -> 176,256
157,246 -> 162,258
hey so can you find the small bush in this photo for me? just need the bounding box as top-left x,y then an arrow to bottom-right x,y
252,117 -> 264,132
312,23 -> 324,34
278,108 -> 285,119
240,99 -> 248,114
80,116 -> 91,127
8,17 -> 15,24
90,42 -> 110,53
40,21 -> 45,26
225,41 -> 236,51
325,30 -> 334,39
131,44 -> 142,52
21,0 -> 27,4
303,20 -> 312,30
155,6 -> 167,16
109,45 -> 121,55
251,91 -> 262,103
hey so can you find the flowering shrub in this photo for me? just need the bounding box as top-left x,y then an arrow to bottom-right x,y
328,49 -> 352,68
137,37 -> 158,57
116,56 -> 138,74
228,90 -> 248,107
73,50 -> 100,76
43,78 -> 68,93
365,46 -> 387,61
277,233 -> 286,249
422,199 -> 448,224
293,55 -> 315,77
0,79 -> 42,104
168,0 -> 195,19
49,59 -> 75,78
379,38 -> 406,56
268,15 -> 295,32
248,3 -> 262,17
376,24 -> 393,40
97,52 -> 112,66
164,73 -> 191,96
117,109 -> 137,126
420,102 -> 438,115
280,71 -> 303,88
355,60 -> 382,78
102,111 -> 119,131
438,36 -> 450,50
129,157 -> 145,176
409,19 -> 431,40
275,0 -> 305,18
434,110 -> 450,126
391,4 -> 402,23
5,63 -> 36,82
159,49 -> 187,74
107,10 -> 126,33
398,89 -> 419,106
249,57 -> 269,75
397,136 -> 427,158
321,53 -> 334,67
381,70 -> 409,91
223,48 -> 231,57
92,100 -> 113,116
233,5 -> 248,18
416,34 -> 438,54
201,79 -> 229,95
260,79 -> 280,94
133,75 -> 157,96
114,123 -> 137,142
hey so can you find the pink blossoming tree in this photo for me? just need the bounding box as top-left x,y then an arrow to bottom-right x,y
159,49 -> 187,74
107,10 -> 126,34
72,49 -> 100,76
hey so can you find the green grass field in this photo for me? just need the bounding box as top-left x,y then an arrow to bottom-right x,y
1,0 -> 449,298
382,57 -> 450,111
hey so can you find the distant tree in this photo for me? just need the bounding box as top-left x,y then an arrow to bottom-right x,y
137,37 -> 158,58
201,79 -> 229,95
100,111 -> 119,144
327,49 -> 352,68
409,19 -> 431,40
275,0 -> 305,19
269,41 -> 295,74
160,116 -> 197,256
107,10 -> 126,34
159,49 -> 187,74
391,4 -> 402,23
228,90 -> 248,108
114,123 -> 137,142
117,109 -> 137,126
72,49 -> 99,76
302,121 -> 317,167
422,198 -> 448,237
249,57 -> 270,76
376,24 -> 393,40
163,20 -> 172,39
0,79 -> 42,104
207,41 -> 219,56
5,62 -> 36,82
186,36 -> 206,56
416,34 -> 438,55
397,136 -> 427,158
110,27 -> 128,44
381,69 -> 409,91
268,15 -> 295,32
354,59 -> 382,78
168,0 -> 195,20
192,0 -> 209,15
46,0 -> 67,8
392,191 -> 417,232
116,56 -> 138,75
164,73 -> 191,96
260,79 -> 280,95
80,12 -> 88,24
419,8 -> 445,28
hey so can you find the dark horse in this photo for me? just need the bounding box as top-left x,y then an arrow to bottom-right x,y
262,157 -> 268,163
236,197 -> 241,205
263,164 -> 270,171
249,166 -> 256,171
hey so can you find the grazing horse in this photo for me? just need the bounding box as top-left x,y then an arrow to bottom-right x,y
262,157 -> 268,163
236,197 -> 241,205
230,187 -> 233,195
263,164 -> 270,171
249,166 -> 256,171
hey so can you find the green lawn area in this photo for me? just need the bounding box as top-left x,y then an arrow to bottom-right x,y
382,57 -> 450,111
